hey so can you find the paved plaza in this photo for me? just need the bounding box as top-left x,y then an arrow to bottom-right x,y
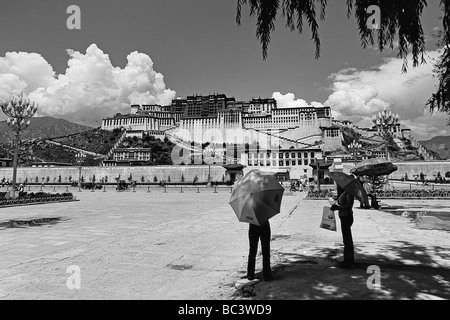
0,185 -> 449,300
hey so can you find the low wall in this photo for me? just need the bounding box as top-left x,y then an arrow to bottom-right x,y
0,165 -> 227,184
1,160 -> 448,184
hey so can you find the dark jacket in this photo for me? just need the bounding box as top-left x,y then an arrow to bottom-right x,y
331,191 -> 354,217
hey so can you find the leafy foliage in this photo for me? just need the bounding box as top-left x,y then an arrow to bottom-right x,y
427,8 -> 450,118
236,0 -> 429,71
120,135 -> 175,165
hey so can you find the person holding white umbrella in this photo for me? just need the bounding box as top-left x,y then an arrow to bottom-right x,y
229,170 -> 284,282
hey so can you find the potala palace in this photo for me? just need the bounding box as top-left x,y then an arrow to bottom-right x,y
100,93 -> 406,178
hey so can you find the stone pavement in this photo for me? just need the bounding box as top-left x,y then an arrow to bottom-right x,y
235,197 -> 450,300
0,185 -> 449,300
0,185 -> 300,300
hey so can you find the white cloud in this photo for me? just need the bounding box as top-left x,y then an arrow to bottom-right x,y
272,92 -> 324,109
324,50 -> 449,140
0,44 -> 176,127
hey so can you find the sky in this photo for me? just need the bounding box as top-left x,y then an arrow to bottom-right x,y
0,0 -> 448,140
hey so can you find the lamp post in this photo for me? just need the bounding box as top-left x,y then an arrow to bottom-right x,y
203,146 -> 223,184
1,93 -> 38,198
348,141 -> 362,166
372,110 -> 400,161
76,152 -> 86,192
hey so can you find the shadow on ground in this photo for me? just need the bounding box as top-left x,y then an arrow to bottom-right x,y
0,217 -> 65,229
231,241 -> 450,300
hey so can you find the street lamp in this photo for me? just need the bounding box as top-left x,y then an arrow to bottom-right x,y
348,140 -> 362,166
1,93 -> 38,198
203,146 -> 223,184
372,110 -> 400,161
76,152 -> 86,192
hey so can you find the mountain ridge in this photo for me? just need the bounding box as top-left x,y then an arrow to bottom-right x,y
0,117 -> 93,144
419,136 -> 450,160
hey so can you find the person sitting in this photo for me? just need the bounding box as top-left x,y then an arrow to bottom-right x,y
359,177 -> 373,209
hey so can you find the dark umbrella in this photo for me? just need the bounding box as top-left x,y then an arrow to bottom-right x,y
350,158 -> 398,197
328,171 -> 370,208
350,158 -> 398,177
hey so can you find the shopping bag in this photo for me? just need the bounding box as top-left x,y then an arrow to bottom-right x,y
320,206 -> 337,232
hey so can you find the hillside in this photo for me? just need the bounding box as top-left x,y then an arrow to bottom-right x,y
51,128 -> 123,155
339,125 -> 425,161
0,139 -> 104,167
419,136 -> 450,160
0,117 -> 122,166
0,117 -> 93,144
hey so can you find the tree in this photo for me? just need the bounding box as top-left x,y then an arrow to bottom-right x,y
427,26 -> 450,119
153,175 -> 158,183
236,0 -> 429,72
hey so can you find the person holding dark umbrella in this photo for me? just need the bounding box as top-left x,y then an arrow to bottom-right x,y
330,184 -> 356,268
